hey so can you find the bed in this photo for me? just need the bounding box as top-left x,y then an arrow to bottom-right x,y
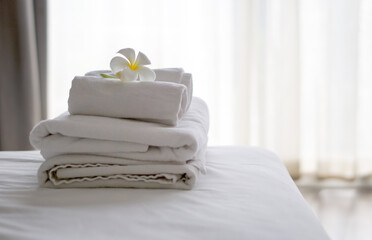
0,146 -> 329,240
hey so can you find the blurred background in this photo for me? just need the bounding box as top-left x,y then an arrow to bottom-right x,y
1,1 -> 372,238
3,0 -> 372,180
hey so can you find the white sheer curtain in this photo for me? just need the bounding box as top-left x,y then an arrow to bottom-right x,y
48,0 -> 372,180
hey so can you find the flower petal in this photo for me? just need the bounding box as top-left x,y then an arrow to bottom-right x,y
117,48 -> 136,64
137,66 -> 156,81
135,51 -> 151,65
110,56 -> 129,74
120,68 -> 138,82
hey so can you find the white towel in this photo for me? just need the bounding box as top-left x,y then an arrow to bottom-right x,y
32,97 -> 208,162
70,68 -> 193,125
30,98 -> 209,189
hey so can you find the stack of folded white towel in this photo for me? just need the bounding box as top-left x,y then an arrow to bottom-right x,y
30,68 -> 209,190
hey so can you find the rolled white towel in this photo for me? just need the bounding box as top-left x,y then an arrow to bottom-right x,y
75,68 -> 193,124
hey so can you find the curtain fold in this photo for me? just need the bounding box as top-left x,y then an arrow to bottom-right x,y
243,0 -> 372,180
0,0 -> 47,150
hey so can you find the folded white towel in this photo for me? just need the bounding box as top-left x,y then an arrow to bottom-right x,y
32,97 -> 208,162
72,68 -> 193,125
30,98 -> 209,189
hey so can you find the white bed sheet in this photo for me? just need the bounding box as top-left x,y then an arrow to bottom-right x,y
0,146 -> 329,240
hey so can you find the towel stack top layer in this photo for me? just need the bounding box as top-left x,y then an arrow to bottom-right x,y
68,68 -> 193,126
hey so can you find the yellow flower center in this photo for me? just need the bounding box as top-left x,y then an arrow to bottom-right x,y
128,61 -> 139,70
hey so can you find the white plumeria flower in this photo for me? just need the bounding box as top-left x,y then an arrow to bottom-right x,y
109,48 -> 156,82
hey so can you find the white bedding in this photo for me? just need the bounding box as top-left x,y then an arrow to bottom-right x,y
0,146 -> 329,240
